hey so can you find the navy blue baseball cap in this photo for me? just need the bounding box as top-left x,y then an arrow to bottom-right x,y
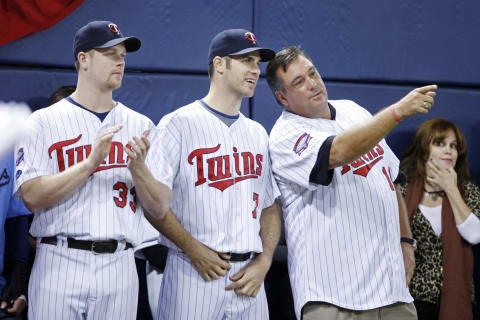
208,29 -> 275,64
73,21 -> 141,60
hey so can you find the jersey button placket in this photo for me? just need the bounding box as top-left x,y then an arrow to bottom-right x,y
230,135 -> 240,250
387,198 -> 400,296
226,138 -> 235,248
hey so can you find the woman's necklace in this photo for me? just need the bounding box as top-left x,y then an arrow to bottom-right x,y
423,187 -> 445,201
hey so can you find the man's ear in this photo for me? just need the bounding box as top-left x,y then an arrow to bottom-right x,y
275,90 -> 288,108
213,56 -> 225,75
77,52 -> 88,71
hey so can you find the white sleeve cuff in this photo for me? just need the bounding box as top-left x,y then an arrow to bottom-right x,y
457,213 -> 480,244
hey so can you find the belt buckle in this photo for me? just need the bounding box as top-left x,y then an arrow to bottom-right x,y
91,241 -> 101,255
219,252 -> 231,262
119,239 -> 126,250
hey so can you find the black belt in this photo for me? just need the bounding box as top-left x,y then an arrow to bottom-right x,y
220,252 -> 257,262
40,236 -> 133,254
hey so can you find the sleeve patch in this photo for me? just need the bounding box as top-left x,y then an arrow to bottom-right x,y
293,133 -> 312,156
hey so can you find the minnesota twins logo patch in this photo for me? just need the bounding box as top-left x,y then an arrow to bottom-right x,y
293,133 -> 312,156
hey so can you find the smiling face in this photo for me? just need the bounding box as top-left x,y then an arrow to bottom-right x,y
80,43 -> 126,91
274,55 -> 328,118
428,129 -> 458,169
223,51 -> 262,98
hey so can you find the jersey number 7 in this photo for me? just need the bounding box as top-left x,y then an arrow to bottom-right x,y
252,192 -> 259,219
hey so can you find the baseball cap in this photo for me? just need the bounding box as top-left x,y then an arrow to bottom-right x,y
208,29 -> 275,64
73,21 -> 141,60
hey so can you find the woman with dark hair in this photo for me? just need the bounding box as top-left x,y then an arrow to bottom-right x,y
399,118 -> 480,320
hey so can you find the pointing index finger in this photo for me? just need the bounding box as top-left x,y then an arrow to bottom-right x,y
415,84 -> 438,94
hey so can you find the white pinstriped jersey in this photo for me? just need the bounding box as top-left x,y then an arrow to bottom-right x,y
14,98 -> 171,245
269,100 -> 413,318
156,100 -> 279,253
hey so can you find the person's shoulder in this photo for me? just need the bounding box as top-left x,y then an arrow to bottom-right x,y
269,112 -> 288,138
270,110 -> 303,128
330,99 -> 365,112
330,99 -> 373,121
116,102 -> 151,120
28,99 -> 68,123
115,103 -> 156,130
41,97 -> 88,120
271,111 -> 313,131
269,112 -> 310,146
172,101 -> 203,118
41,98 -> 69,112
157,101 -> 201,127
241,116 -> 268,135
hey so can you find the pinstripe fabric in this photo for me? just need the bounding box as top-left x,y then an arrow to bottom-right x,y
155,101 -> 278,253
14,98 -> 170,244
156,251 -> 268,320
146,262 -> 163,318
154,100 -> 278,319
14,98 -> 170,319
269,100 -> 413,319
28,242 -> 138,320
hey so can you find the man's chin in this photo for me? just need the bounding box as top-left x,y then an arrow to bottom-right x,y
243,88 -> 255,98
109,82 -> 122,91
310,100 -> 327,110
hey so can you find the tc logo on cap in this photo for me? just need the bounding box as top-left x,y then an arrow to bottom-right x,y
108,23 -> 121,35
245,32 -> 257,44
